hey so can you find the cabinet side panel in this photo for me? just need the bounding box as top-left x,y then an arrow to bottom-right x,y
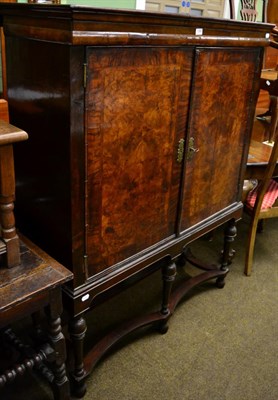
6,38 -> 74,268
86,48 -> 193,275
180,47 -> 261,230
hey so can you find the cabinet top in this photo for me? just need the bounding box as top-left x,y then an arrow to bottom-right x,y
0,3 -> 274,46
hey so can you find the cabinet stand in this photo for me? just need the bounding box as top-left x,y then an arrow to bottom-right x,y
70,219 -> 236,397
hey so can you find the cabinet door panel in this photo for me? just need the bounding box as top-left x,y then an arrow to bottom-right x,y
86,48 -> 193,275
180,47 -> 261,231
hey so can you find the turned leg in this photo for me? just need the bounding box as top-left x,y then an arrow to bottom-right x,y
244,217 -> 259,277
268,94 -> 278,143
68,315 -> 87,398
159,261 -> 177,334
0,145 -> 20,267
217,219 -> 237,288
46,287 -> 70,400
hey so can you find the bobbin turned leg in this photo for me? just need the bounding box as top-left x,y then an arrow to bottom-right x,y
46,287 -> 70,400
217,219 -> 237,288
69,315 -> 87,398
0,328 -> 50,388
158,261 -> 177,334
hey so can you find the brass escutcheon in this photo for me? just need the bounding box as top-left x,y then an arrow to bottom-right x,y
187,137 -> 199,160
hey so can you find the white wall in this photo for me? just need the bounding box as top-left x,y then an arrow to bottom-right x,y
223,0 -> 240,19
136,0 -> 146,10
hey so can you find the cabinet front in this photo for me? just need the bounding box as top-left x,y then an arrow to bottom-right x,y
85,47 -> 193,276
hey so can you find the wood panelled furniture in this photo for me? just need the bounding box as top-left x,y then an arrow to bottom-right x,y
0,3 -> 273,397
0,118 -> 73,399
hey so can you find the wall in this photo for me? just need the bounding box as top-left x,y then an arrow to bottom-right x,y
62,0 -> 136,7
16,0 -> 264,19
17,0 -> 137,7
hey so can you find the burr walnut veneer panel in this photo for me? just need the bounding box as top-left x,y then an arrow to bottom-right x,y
86,48 -> 193,275
181,47 -> 261,230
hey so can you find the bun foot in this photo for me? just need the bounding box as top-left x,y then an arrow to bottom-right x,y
216,276 -> 226,289
157,321 -> 169,335
71,380 -> 87,399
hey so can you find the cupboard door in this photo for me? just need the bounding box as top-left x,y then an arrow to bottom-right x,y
180,47 -> 261,232
85,48 -> 193,275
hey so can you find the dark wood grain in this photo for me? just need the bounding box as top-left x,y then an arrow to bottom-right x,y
85,47 -> 192,274
180,47 -> 262,231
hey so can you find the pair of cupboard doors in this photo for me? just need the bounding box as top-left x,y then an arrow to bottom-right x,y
84,45 -> 259,279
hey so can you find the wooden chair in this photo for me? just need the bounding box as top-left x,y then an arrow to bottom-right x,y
228,0 -> 258,20
244,130 -> 278,276
243,0 -> 278,276
240,0 -> 258,21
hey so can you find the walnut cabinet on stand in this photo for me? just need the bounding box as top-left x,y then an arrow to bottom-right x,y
0,4 -> 272,397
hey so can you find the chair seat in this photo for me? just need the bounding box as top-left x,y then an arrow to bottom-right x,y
245,178 -> 278,209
